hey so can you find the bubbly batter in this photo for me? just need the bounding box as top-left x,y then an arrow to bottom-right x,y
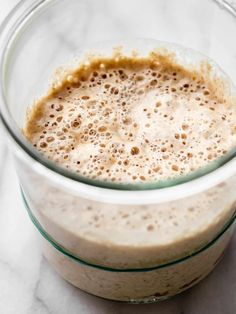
24,52 -> 236,183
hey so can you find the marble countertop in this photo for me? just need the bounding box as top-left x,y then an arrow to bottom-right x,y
0,1 -> 236,313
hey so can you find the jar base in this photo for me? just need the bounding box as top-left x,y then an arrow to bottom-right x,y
42,247 -> 224,303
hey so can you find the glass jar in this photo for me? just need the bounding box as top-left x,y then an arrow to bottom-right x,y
0,0 -> 236,303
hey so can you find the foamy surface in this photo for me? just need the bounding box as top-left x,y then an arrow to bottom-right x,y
24,52 -> 236,183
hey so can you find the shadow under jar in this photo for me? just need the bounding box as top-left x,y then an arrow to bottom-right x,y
1,0 -> 236,303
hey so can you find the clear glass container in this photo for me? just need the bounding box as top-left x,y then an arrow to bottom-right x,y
0,0 -> 236,303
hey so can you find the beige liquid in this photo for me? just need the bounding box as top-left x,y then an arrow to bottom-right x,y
24,52 -> 236,184
22,49 -> 236,301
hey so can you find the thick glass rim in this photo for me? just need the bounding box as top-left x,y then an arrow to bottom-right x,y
21,187 -> 236,272
1,0 -> 236,192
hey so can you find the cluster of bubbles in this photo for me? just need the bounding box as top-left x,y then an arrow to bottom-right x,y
83,187 -> 220,234
27,57 -> 236,183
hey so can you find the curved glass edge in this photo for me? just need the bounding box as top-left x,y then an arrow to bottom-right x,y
213,0 -> 236,17
21,188 -> 236,273
1,0 -> 236,191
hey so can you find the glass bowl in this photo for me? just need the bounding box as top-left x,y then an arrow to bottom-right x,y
1,0 -> 236,302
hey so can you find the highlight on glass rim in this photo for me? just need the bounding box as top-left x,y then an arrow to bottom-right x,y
0,0 -> 236,311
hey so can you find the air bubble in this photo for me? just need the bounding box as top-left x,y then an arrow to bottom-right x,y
46,136 -> 55,143
135,75 -> 144,81
131,147 -> 140,155
150,79 -> 157,86
147,224 -> 154,231
55,104 -> 63,111
172,165 -> 179,171
40,142 -> 47,148
123,117 -> 132,125
98,126 -> 107,132
57,116 -> 63,122
81,95 -> 90,100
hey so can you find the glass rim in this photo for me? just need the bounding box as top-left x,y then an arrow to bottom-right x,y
21,187 -> 236,272
1,0 -> 236,193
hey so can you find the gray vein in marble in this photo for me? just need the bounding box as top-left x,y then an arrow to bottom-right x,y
47,0 -> 91,50
29,259 -> 52,314
102,0 -> 134,39
0,258 -> 22,279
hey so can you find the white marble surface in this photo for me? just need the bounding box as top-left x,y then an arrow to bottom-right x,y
1,0 -> 236,313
